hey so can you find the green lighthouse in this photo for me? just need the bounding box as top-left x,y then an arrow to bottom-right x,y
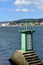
10,20 -> 42,65
20,30 -> 34,51
20,21 -> 34,51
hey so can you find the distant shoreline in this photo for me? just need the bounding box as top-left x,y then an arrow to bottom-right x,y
0,21 -> 43,27
0,25 -> 43,27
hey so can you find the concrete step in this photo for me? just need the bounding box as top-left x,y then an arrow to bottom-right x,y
28,60 -> 41,64
25,55 -> 38,59
23,51 -> 42,65
29,62 -> 42,65
29,64 -> 37,65
24,54 -> 38,58
37,62 -> 43,65
27,57 -> 40,62
24,53 -> 36,57
29,62 -> 43,65
23,51 -> 35,55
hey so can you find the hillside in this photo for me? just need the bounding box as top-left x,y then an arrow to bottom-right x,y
9,18 -> 43,26
0,18 -> 43,26
0,18 -> 43,23
13,18 -> 43,23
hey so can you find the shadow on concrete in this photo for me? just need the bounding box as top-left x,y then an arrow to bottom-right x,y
9,58 -> 43,65
9,59 -> 17,65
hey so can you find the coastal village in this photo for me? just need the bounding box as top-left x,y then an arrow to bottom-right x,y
0,18 -> 43,26
0,21 -> 43,26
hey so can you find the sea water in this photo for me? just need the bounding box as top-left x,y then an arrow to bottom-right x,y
0,26 -> 43,65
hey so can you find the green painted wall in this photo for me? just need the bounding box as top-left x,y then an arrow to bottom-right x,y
20,30 -> 34,51
21,33 -> 26,51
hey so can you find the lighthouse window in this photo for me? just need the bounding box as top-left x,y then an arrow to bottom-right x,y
27,34 -> 32,50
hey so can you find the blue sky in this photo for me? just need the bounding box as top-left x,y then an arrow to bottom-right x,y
0,0 -> 43,22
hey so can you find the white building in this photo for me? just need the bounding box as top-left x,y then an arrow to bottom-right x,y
2,23 -> 10,26
40,22 -> 43,25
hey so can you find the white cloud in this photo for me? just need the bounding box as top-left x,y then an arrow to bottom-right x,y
34,3 -> 43,9
14,0 -> 43,9
37,4 -> 43,9
31,0 -> 43,9
14,0 -> 31,5
16,8 -> 34,12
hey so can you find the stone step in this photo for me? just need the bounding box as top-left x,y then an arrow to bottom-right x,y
27,57 -> 40,62
29,64 -> 37,65
24,54 -> 38,58
23,51 -> 35,55
24,53 -> 36,57
37,62 -> 43,65
23,51 -> 42,65
29,59 -> 41,63
29,62 -> 42,65
28,60 -> 41,64
25,55 -> 38,59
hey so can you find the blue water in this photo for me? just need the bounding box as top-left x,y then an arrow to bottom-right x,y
0,26 -> 43,65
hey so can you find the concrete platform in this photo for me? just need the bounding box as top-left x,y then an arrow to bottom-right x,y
10,50 -> 43,65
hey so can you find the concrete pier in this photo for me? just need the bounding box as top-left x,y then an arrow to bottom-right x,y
10,50 -> 43,65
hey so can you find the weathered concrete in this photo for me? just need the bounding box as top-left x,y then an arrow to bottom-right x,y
10,50 -> 28,65
10,50 -> 43,65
